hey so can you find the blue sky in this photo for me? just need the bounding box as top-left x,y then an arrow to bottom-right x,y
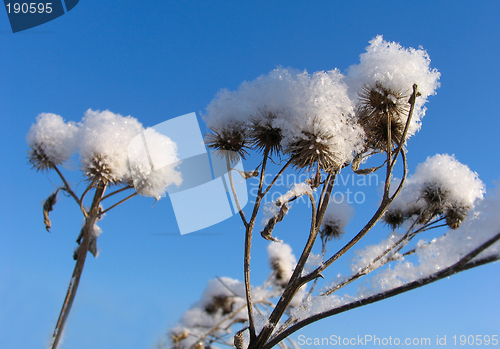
1,1 -> 499,348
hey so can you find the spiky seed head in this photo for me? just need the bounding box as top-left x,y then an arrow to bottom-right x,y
28,144 -> 54,171
320,221 -> 345,242
383,208 -> 406,230
421,183 -> 449,217
358,82 -> 409,123
357,82 -> 409,151
205,125 -> 249,163
85,154 -> 118,184
204,295 -> 234,315
285,130 -> 341,173
249,110 -> 283,156
445,204 -> 469,229
169,329 -> 189,345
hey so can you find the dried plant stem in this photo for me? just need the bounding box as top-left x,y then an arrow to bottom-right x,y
253,192 -> 317,348
264,232 -> 500,349
244,147 -> 270,341
322,216 -> 446,296
50,181 -> 107,349
100,191 -> 138,215
226,155 -> 248,227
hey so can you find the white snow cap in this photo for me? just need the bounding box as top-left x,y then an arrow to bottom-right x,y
79,109 -> 144,183
346,36 -> 441,136
204,67 -> 365,168
27,109 -> 181,199
27,113 -> 79,166
389,154 -> 484,213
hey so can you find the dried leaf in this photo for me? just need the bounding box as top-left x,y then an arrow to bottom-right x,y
43,189 -> 60,232
261,204 -> 288,242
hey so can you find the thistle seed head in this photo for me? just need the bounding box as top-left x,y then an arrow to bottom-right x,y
249,110 -> 283,157
320,221 -> 345,242
28,144 -> 54,171
357,82 -> 409,151
285,130 -> 341,173
205,125 -> 249,163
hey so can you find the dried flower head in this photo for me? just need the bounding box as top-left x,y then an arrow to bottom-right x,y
357,83 -> 409,150
320,220 -> 345,242
204,295 -> 234,315
169,328 -> 189,346
249,110 -> 283,156
445,204 -> 469,229
205,124 -> 249,163
28,144 -> 54,171
285,128 -> 342,173
85,154 -> 117,184
383,208 -> 406,230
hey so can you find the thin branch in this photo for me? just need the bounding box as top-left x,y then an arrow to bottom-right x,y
50,181 -> 107,349
261,159 -> 292,197
226,155 -> 248,228
100,192 -> 138,215
101,184 -> 134,201
264,231 -> 500,349
253,191 -> 317,348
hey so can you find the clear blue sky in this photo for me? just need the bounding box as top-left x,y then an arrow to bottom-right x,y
1,1 -> 499,348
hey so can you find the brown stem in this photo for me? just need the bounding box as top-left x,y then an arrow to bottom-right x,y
253,192 -> 317,348
226,155 -> 248,227
244,147 -> 270,342
50,181 -> 107,349
100,191 -> 138,215
265,232 -> 500,349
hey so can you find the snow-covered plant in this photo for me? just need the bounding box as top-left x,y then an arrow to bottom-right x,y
165,243 -> 301,349
163,37 -> 499,349
27,109 -> 181,349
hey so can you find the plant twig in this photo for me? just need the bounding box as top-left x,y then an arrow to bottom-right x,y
264,232 -> 500,349
50,181 -> 107,349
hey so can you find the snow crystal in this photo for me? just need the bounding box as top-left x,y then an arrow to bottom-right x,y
346,36 -> 441,137
79,109 -> 144,183
27,113 -> 79,166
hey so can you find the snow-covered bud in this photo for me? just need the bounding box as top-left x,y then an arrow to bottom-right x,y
321,201 -> 354,242
268,242 -> 296,288
27,113 -> 79,171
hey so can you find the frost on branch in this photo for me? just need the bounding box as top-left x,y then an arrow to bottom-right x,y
167,243 -> 303,349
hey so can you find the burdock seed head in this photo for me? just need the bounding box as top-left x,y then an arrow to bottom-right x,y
285,129 -> 341,173
28,144 -> 54,172
445,204 -> 469,229
320,220 -> 345,242
357,82 -> 409,151
205,123 -> 250,163
383,208 -> 406,230
249,110 -> 283,157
